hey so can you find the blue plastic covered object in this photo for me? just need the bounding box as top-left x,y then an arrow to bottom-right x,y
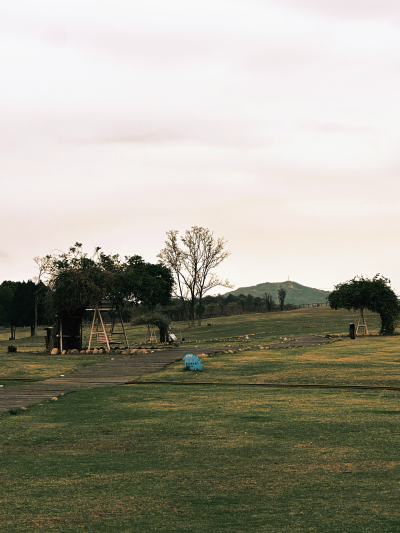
184,354 -> 204,371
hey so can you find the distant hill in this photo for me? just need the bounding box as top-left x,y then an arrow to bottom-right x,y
226,281 -> 331,305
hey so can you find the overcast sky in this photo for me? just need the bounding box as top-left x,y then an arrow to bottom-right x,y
1,0 -> 400,294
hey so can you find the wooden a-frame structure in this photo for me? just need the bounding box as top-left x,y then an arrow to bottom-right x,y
87,304 -> 129,350
355,309 -> 369,336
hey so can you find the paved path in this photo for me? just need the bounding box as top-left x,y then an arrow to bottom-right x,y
0,336 -> 338,414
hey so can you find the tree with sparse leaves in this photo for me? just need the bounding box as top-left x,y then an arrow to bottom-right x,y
158,227 -> 233,327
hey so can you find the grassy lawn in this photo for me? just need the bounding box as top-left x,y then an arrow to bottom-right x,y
0,307 -> 382,384
1,384 -> 399,532
0,354 -> 111,386
1,308 -> 399,531
140,336 -> 400,388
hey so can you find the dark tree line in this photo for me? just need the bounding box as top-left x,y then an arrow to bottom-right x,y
162,291 -> 294,321
0,280 -> 49,339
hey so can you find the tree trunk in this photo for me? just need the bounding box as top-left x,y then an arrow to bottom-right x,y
190,298 -> 196,328
159,326 -> 167,343
33,292 -> 38,336
198,297 -> 203,326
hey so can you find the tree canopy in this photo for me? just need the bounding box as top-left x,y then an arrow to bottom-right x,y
327,275 -> 399,335
42,243 -> 173,315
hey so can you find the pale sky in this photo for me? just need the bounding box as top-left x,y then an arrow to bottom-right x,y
1,0 -> 400,293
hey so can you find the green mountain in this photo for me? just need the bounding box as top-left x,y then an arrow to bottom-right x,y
226,280 -> 331,305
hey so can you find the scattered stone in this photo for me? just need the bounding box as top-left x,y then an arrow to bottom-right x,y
86,349 -> 92,354
228,350 -> 234,353
121,350 -> 129,355
130,349 -> 138,355
105,349 -> 112,354
61,350 -> 67,355
51,348 -> 59,355
98,349 -> 104,354
115,349 -> 122,354
70,349 -> 79,354
21,407 -> 27,410
51,397 -> 58,401
80,350 -> 86,354
137,349 -> 147,354
92,349 -> 99,354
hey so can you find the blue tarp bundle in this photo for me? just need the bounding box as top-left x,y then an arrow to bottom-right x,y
184,354 -> 204,371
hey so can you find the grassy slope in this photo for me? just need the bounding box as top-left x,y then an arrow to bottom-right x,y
83,307 -> 382,349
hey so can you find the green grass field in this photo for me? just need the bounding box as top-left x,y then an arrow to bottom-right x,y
138,335 -> 400,388
1,385 -> 399,532
1,308 -> 399,532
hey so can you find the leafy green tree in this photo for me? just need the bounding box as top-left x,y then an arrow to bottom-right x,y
265,292 -> 274,312
246,294 -> 254,312
253,297 -> 261,312
218,300 -> 225,316
278,288 -> 287,311
207,303 -> 216,317
132,311 -> 170,343
239,297 -> 246,312
328,275 -> 399,335
227,301 -> 237,315
0,281 -> 16,334
195,303 -> 206,318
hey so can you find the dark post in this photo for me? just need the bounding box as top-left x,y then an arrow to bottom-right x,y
349,323 -> 356,339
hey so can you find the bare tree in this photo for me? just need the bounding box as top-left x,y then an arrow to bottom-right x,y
158,227 -> 233,327
32,255 -> 52,336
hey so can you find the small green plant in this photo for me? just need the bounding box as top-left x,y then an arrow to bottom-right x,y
7,345 -> 17,353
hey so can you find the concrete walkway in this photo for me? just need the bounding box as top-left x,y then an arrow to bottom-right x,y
0,336 -> 337,414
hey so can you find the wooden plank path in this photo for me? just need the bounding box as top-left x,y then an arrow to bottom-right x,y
0,336 -> 336,414
0,347 -> 217,414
